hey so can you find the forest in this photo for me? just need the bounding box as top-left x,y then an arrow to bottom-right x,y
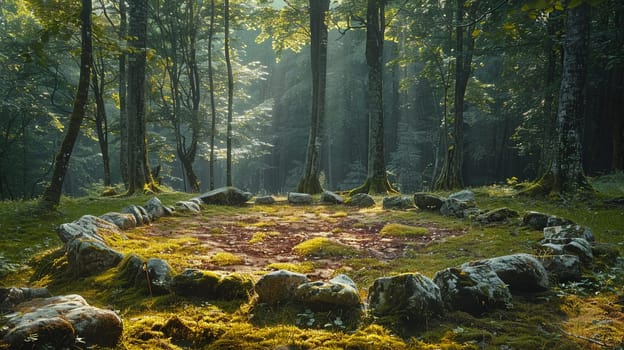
0,0 -> 621,200
1,0 -> 624,349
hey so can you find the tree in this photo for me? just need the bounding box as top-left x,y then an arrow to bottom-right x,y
225,0 -> 234,187
208,0 -> 218,190
350,0 -> 397,195
126,0 -> 156,194
525,1 -> 592,195
119,0 -> 129,187
296,0 -> 330,194
39,0 -> 92,209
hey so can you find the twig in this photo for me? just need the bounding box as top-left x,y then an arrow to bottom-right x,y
559,328 -> 609,347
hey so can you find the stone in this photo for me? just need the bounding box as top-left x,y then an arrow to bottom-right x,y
433,265 -> 512,315
543,224 -> 594,242
175,200 -> 201,213
368,273 -> 444,322
57,215 -> 123,244
346,193 -> 375,208
118,254 -> 145,286
413,192 -> 445,211
122,205 -> 151,226
546,216 -> 575,228
0,287 -> 50,311
1,294 -> 123,349
475,207 -> 519,224
288,192 -> 313,205
462,254 -> 550,293
66,238 -> 124,277
196,187 -> 253,206
538,255 -> 581,282
144,258 -> 173,295
255,195 -> 276,205
295,274 -> 361,310
541,237 -> 593,262
320,190 -> 344,204
171,269 -> 222,298
145,197 -> 173,219
254,270 -> 309,305
100,212 -> 137,230
216,273 -> 255,300
382,196 -> 414,210
522,211 -> 550,230
448,189 -> 475,203
440,198 -> 475,218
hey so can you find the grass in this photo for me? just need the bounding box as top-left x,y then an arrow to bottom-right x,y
2,175 -> 624,349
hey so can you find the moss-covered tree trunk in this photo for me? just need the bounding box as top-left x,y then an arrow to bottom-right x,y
225,0 -> 234,187
39,0 -> 92,210
351,0 -> 396,196
297,0 -> 330,194
208,0 -> 217,190
525,2 -> 592,195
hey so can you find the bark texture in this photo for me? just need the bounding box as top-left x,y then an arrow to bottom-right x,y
225,0 -> 234,187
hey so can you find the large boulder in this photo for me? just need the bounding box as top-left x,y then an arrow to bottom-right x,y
433,265 -> 512,315
538,255 -> 582,282
121,205 -> 151,226
541,237 -> 593,263
295,274 -> 361,310
543,225 -> 595,243
0,287 -> 50,311
196,187 -> 253,206
475,207 -> 519,224
448,189 -> 475,203
346,193 -> 375,208
382,196 -> 414,210
368,273 -> 444,322
255,195 -> 276,205
144,258 -> 174,295
288,192 -> 313,205
440,198 -> 475,218
461,254 -> 550,293
320,190 -> 344,204
175,200 -> 201,213
66,238 -> 124,277
413,193 -> 445,211
57,215 -> 123,244
100,212 -> 137,230
170,269 -> 253,301
1,294 -> 123,349
144,197 -> 173,219
254,270 -> 309,305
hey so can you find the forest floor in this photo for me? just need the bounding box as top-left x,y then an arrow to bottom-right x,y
1,176 -> 624,349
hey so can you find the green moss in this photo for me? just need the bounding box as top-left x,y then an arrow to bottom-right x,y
249,231 -> 281,244
265,262 -> 315,274
380,223 -> 429,237
210,252 -> 244,266
293,237 -> 361,258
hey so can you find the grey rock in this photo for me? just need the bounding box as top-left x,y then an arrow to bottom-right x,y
196,187 -> 253,206
66,239 -> 124,277
346,193 -> 375,208
541,237 -> 593,262
546,216 -> 575,228
440,198 -> 475,218
255,195 -> 276,205
382,196 -> 414,210
175,200 -> 201,213
522,211 -> 550,230
433,265 -> 512,315
144,258 -> 173,295
57,215 -> 123,244
288,192 -> 313,205
413,192 -> 445,211
448,189 -> 475,203
145,197 -> 173,219
476,207 -> 519,224
462,253 -> 550,292
320,190 -> 344,204
100,212 -> 137,230
543,224 -> 594,242
2,294 -> 123,349
254,270 -> 309,305
0,287 -> 50,311
538,255 -> 581,282
122,205 -> 151,226
368,273 -> 444,322
118,254 -> 145,286
171,268 -> 222,298
295,274 -> 361,310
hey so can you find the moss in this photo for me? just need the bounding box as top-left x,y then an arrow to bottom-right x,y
293,237 -> 361,258
249,231 -> 281,244
379,223 -> 430,237
210,252 -> 244,266
266,262 -> 315,274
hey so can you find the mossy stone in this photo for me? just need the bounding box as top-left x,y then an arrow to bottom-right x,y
171,269 -> 222,298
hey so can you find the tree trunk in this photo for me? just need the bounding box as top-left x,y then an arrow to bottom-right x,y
524,2 -> 592,195
126,0 -> 155,194
208,0 -> 217,190
297,0 -> 330,194
350,0 -> 396,195
91,54 -> 111,186
39,0 -> 92,210
224,0 -> 234,187
434,0 -> 474,191
119,0 -> 128,188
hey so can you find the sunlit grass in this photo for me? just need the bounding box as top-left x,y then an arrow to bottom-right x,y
292,237 -> 361,258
